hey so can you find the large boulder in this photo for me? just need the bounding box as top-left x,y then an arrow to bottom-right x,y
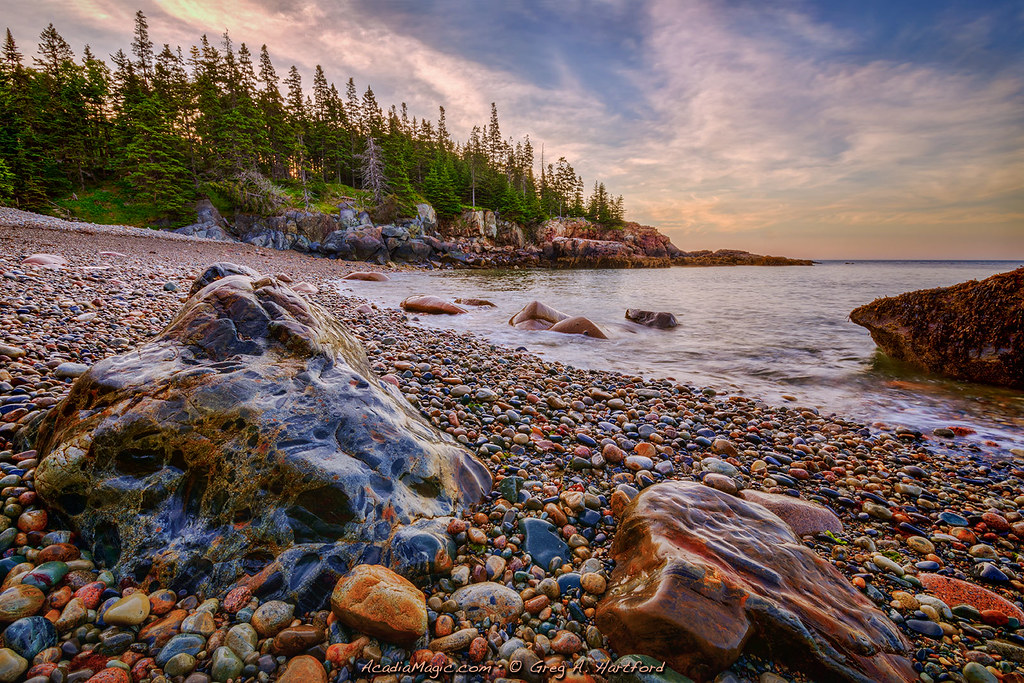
32,265 -> 491,596
596,481 -> 914,683
321,227 -> 388,263
850,268 -> 1023,388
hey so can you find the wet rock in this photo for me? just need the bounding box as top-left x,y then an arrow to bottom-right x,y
341,271 -> 389,282
102,591 -> 150,627
0,586 -> 44,622
520,517 -> 570,570
187,262 -> 258,296
330,564 -> 427,646
625,310 -> 678,329
277,655 -> 328,683
401,295 -> 467,315
33,267 -> 491,593
918,573 -> 1024,622
549,316 -> 608,339
739,490 -> 843,537
1,616 -> 57,660
596,481 -> 915,683
451,582 -> 524,625
509,301 -> 569,331
850,267 -> 1024,388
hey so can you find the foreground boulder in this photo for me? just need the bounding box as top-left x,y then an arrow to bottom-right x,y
625,309 -> 678,329
32,264 -> 491,596
596,481 -> 914,683
850,268 -> 1023,388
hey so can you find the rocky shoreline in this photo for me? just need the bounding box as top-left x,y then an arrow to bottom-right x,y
0,216 -> 1021,683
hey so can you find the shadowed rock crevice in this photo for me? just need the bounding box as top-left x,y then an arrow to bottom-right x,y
32,263 -> 491,595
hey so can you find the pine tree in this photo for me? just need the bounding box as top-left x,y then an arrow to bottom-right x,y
422,157 -> 460,218
130,11 -> 154,85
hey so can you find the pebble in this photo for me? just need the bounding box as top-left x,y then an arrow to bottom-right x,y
0,215 -> 1021,683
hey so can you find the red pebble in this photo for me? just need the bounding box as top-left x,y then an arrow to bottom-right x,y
74,582 -> 106,610
85,668 -> 130,683
982,610 -> 1010,627
222,586 -> 252,613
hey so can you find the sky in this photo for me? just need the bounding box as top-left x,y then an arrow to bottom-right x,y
4,0 -> 1024,258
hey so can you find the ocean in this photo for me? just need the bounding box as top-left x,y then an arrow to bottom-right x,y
334,261 -> 1024,453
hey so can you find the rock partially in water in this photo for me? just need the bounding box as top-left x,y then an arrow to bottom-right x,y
400,295 -> 467,315
33,264 -> 491,595
509,301 -> 606,338
625,309 -> 678,329
595,481 -> 915,683
549,316 -> 608,339
341,271 -> 389,282
509,301 -> 569,331
849,267 -> 1023,388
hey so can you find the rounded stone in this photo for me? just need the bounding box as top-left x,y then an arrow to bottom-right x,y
330,564 -> 427,646
277,654 -> 328,683
0,648 -> 27,683
451,582 -> 524,625
102,591 -> 151,627
210,646 -> 244,682
163,652 -> 197,677
0,586 -> 44,622
251,600 -> 295,638
1,616 -> 57,660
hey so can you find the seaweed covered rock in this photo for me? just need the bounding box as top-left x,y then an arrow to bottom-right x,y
850,268 -> 1023,388
32,264 -> 491,596
596,481 -> 914,683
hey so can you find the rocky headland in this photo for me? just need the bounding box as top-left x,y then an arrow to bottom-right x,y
0,212 -> 1020,683
851,268 -> 1023,389
170,200 -> 812,270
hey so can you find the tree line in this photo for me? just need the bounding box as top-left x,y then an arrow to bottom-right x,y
0,12 -> 627,227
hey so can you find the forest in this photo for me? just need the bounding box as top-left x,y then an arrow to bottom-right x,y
0,12 -> 627,228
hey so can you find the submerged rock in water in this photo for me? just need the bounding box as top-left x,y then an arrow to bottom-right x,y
595,480 -> 915,683
32,264 -> 491,596
625,309 -> 678,329
849,267 -> 1023,388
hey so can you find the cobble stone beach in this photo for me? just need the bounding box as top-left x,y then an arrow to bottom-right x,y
1,211 -> 1023,683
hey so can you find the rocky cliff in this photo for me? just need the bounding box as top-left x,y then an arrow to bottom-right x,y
850,267 -> 1023,388
171,200 -> 810,270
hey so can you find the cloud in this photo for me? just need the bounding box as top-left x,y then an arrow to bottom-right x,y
4,0 -> 1022,257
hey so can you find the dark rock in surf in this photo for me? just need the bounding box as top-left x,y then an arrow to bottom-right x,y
625,309 -> 678,329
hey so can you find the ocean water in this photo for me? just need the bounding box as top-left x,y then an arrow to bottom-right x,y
334,261 -> 1024,452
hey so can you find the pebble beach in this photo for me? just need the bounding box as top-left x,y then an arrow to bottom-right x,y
1,209 -> 1023,683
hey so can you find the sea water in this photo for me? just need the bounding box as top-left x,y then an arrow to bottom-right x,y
335,261 -> 1024,452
